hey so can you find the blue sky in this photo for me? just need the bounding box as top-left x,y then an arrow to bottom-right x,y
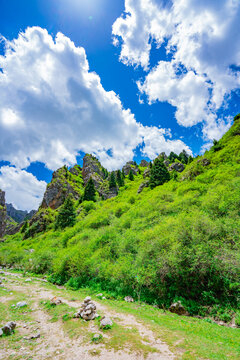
0,0 -> 239,210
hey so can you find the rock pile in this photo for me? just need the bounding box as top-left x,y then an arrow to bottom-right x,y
74,297 -> 98,320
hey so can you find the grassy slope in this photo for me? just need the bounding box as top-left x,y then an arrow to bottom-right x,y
0,119 -> 240,319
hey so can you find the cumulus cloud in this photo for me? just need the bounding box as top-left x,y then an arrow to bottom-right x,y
113,0 -> 240,140
0,166 -> 46,211
0,26 -> 189,172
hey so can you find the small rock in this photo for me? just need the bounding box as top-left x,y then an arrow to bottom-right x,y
100,316 -> 113,329
0,328 -> 3,337
92,333 -> 101,342
50,297 -> 62,306
124,296 -> 134,303
169,301 -> 187,315
2,321 -> 16,335
96,293 -> 103,297
16,301 -> 28,308
25,278 -> 31,282
84,296 -> 91,303
24,333 -> 40,340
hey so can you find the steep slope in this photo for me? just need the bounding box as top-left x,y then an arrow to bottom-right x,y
0,116 -> 240,320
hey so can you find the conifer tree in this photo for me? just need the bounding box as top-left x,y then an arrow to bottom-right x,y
149,161 -> 152,168
128,169 -> 134,181
122,169 -> 125,178
109,172 -> 117,188
116,170 -> 124,187
55,194 -> 76,229
149,158 -> 170,189
83,177 -> 96,202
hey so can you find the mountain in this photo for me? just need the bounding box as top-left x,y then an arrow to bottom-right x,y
0,114 -> 239,323
0,190 -> 6,238
6,203 -> 36,224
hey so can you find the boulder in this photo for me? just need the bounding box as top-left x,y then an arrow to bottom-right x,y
168,162 -> 185,173
169,301 -> 187,315
2,321 -> 16,335
124,296 -> 134,303
143,169 -> 151,179
25,278 -> 31,282
198,158 -> 210,166
100,316 -> 113,329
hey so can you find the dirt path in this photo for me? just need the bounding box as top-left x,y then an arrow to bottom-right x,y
0,272 -> 175,360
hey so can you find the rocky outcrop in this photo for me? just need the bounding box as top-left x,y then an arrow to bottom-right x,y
169,301 -> 187,315
82,154 -> 118,200
143,168 -> 150,178
168,162 -> 185,173
122,161 -> 139,176
140,160 -> 149,167
0,190 -> 6,238
41,165 -> 83,210
138,181 -> 149,194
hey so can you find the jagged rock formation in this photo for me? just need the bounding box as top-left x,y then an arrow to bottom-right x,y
122,161 -> 139,176
168,162 -> 185,173
140,160 -> 149,167
0,190 -> 6,238
82,154 -> 117,199
41,165 -> 83,210
6,203 -> 36,223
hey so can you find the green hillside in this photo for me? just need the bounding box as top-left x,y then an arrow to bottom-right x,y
1,116 -> 240,322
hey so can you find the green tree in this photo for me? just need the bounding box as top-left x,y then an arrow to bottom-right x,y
149,161 -> 152,168
233,113 -> 240,122
179,150 -> 189,164
116,170 -> 124,187
55,194 -> 76,230
128,169 -> 134,181
168,151 -> 178,163
109,172 -> 117,188
83,177 -> 96,202
21,221 -> 29,233
121,169 -> 125,178
149,158 -> 170,189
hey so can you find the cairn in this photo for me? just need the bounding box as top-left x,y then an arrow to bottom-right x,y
74,296 -> 97,320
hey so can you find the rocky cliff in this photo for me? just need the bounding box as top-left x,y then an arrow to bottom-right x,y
0,190 -> 6,238
40,165 -> 84,210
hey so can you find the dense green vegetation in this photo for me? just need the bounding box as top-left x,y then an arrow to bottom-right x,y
0,116 -> 240,322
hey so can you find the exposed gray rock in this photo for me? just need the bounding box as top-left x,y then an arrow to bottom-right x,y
143,169 -> 151,179
16,301 -> 27,308
96,293 -> 103,298
122,162 -> 139,176
100,316 -> 113,328
169,301 -> 187,315
140,160 -> 149,167
0,328 -> 3,337
124,296 -> 134,303
2,321 -> 16,335
168,162 -> 185,173
198,158 -> 210,166
164,160 -> 170,167
25,278 -> 32,282
6,203 -> 36,224
24,333 -> 40,340
138,182 -> 149,194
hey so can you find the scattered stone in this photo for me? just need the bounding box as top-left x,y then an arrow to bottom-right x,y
124,296 -> 134,303
1,321 -> 16,335
169,301 -> 187,315
74,297 -> 97,321
92,333 -> 101,341
0,328 -> 3,337
50,297 -> 62,306
24,333 -> 40,340
25,278 -> 32,282
100,316 -> 113,329
96,293 -> 103,298
102,296 -> 106,300
16,301 -> 28,308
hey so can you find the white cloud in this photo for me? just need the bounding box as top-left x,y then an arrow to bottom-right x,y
113,0 -> 240,140
0,27 -> 190,172
0,166 -> 46,211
